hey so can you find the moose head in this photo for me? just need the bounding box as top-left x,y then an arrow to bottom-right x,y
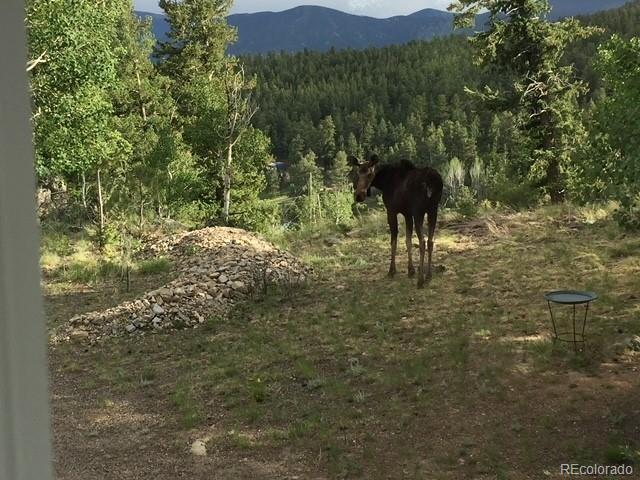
348,154 -> 380,203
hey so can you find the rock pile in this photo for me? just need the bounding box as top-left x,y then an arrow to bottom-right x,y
53,227 -> 311,344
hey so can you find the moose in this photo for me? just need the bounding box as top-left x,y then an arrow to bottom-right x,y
349,154 -> 443,288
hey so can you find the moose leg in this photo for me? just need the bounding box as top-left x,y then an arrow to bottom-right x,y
405,215 -> 415,277
426,208 -> 438,281
387,211 -> 398,277
415,214 -> 426,288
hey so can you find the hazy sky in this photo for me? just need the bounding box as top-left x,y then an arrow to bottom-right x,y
134,0 -> 454,17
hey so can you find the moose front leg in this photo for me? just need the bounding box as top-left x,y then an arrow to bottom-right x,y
388,211 -> 398,277
426,208 -> 438,281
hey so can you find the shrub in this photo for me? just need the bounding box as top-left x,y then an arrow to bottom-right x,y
489,177 -> 540,210
321,189 -> 354,227
614,193 -> 640,231
455,186 -> 479,218
251,199 -> 284,234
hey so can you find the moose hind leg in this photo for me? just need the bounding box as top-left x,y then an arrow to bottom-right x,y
388,211 -> 398,277
405,215 -> 415,277
426,208 -> 438,281
415,215 -> 426,288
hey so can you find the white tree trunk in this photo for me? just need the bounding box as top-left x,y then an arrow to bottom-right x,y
223,143 -> 233,224
135,69 -> 147,122
97,168 -> 105,248
81,171 -> 87,209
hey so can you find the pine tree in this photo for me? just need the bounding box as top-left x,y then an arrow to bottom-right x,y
111,6 -> 180,224
328,151 -> 351,188
450,0 -> 600,201
156,0 -> 268,224
346,133 -> 363,160
318,115 -> 337,172
289,150 -> 324,194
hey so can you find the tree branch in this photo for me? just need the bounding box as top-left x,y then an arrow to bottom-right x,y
26,50 -> 47,72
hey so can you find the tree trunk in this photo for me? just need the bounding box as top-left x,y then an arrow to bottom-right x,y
139,181 -> 145,228
308,171 -> 314,224
97,168 -> 105,250
223,143 -> 233,224
547,160 -> 564,203
81,171 -> 87,210
541,110 -> 564,203
135,69 -> 147,122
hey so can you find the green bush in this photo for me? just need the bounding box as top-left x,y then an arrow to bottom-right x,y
489,178 -> 540,210
174,201 -> 216,228
455,186 -> 479,218
321,189 -> 354,227
614,193 -> 640,231
250,199 -> 284,234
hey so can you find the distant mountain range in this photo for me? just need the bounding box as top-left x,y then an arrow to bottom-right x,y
137,0 -> 631,55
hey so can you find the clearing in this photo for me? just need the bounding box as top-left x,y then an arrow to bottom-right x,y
47,205 -> 640,479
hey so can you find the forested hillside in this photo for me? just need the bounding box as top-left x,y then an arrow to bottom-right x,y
244,0 -> 640,211
244,37 -> 484,163
23,0 -> 640,256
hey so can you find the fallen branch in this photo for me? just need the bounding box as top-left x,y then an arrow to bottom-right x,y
26,50 -> 47,72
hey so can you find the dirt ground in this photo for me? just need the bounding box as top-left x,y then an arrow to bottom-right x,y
47,208 -> 640,479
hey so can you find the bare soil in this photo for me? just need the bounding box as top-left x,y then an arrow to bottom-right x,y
47,209 -> 640,479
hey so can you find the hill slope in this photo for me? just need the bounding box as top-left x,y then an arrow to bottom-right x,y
137,0 -> 633,54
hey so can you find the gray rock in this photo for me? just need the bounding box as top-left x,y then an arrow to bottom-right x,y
158,288 -> 173,297
69,329 -> 89,340
152,304 -> 165,315
627,335 -> 640,352
218,274 -> 229,284
125,324 -> 137,333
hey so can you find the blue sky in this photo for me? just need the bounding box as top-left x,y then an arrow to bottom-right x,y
134,0 -> 454,17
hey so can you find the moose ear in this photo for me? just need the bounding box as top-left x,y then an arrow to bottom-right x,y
347,155 -> 360,167
369,154 -> 380,166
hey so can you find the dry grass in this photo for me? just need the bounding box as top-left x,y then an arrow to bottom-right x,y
47,205 -> 640,479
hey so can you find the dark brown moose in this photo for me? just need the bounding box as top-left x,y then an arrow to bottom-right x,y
349,154 -> 443,288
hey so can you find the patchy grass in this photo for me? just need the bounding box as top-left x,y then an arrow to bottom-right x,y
136,257 -> 173,275
48,205 -> 640,480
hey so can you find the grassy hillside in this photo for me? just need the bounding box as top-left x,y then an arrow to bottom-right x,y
48,205 -> 640,479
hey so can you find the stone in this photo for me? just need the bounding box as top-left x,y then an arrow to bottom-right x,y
158,288 -> 173,297
69,329 -> 89,340
54,226 -> 312,343
190,440 -> 207,457
627,335 -> 640,352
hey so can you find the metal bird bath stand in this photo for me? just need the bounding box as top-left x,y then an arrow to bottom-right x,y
544,290 -> 598,352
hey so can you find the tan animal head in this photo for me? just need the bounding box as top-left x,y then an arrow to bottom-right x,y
348,154 -> 380,203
